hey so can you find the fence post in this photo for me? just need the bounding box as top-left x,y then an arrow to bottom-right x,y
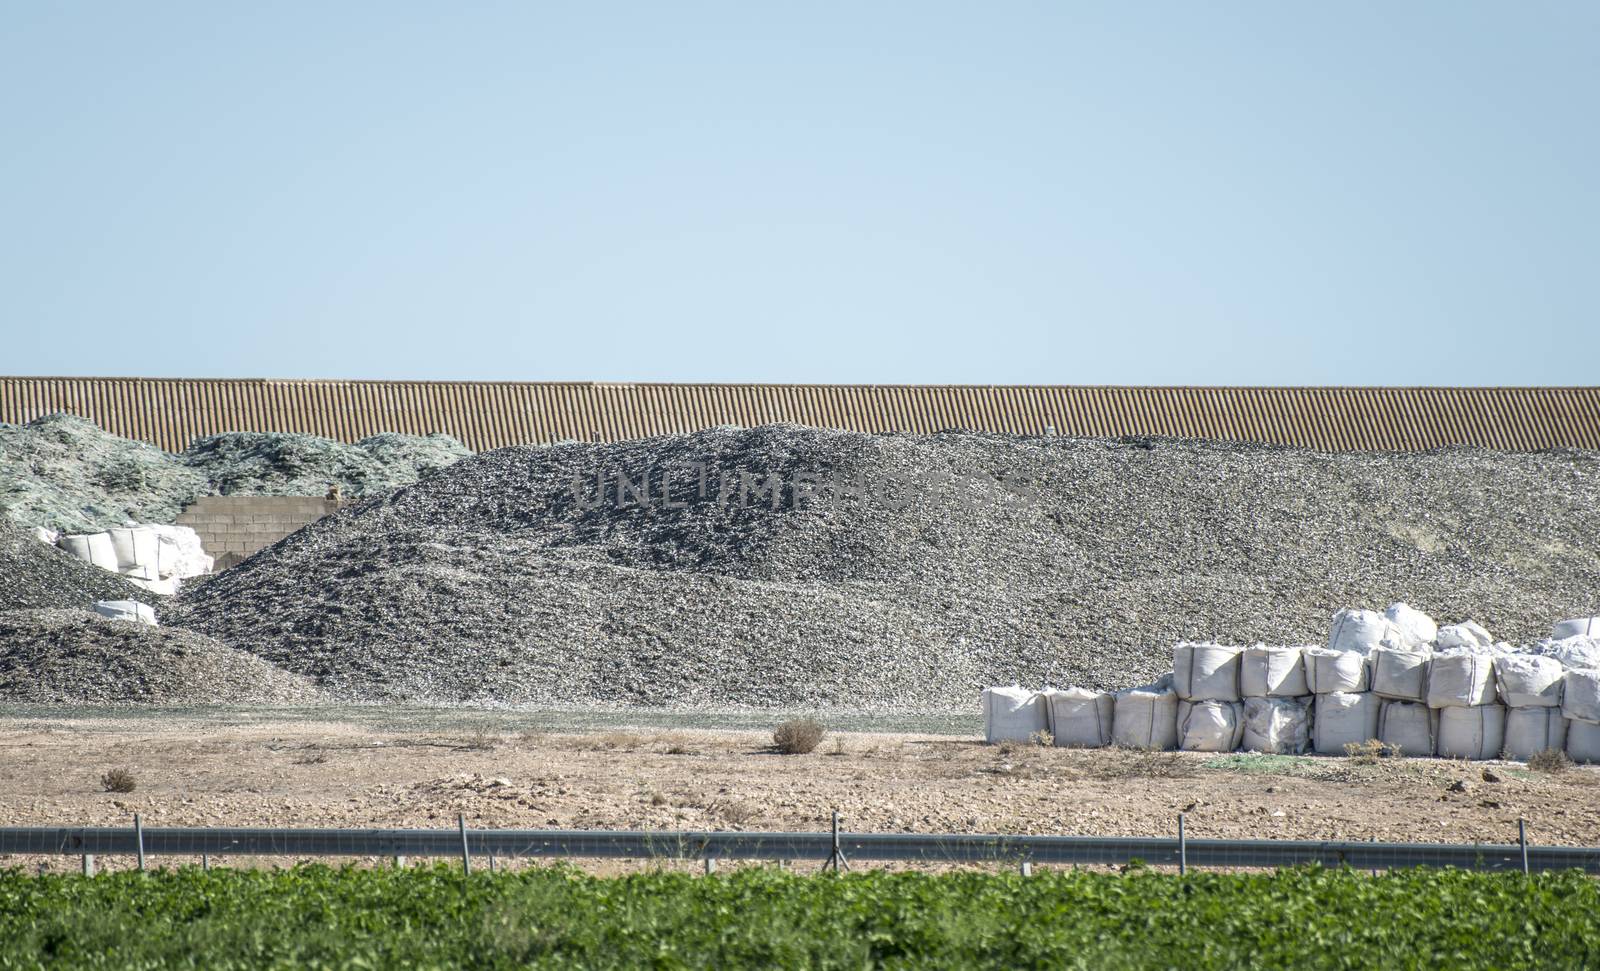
1177,814 -> 1187,876
394,855 -> 406,869
201,853 -> 209,872
1519,818 -> 1529,876
827,811 -> 849,873
134,813 -> 146,873
82,854 -> 94,877
704,857 -> 717,875
1019,861 -> 1033,877
458,814 -> 472,875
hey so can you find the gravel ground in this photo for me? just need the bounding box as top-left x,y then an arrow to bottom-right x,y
171,426 -> 1600,709
0,609 -> 319,704
0,518 -> 145,612
0,414 -> 470,532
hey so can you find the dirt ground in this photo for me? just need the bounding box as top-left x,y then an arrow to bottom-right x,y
3,711 -> 1598,873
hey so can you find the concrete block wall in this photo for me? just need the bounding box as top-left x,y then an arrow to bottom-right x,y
176,495 -> 340,571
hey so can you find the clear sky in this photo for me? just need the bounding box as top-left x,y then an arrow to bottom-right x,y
2,2 -> 1595,385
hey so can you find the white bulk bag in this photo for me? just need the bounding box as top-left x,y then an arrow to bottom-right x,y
1552,617 -> 1600,640
1536,637 -> 1600,672
58,534 -> 93,561
1494,654 -> 1564,708
1327,609 -> 1397,655
1173,643 -> 1241,702
1177,700 -> 1244,753
1370,649 -> 1430,701
1426,651 -> 1497,708
147,524 -> 214,578
1385,603 -> 1437,651
1313,692 -> 1379,755
1241,697 -> 1311,754
107,526 -> 158,573
1437,621 -> 1493,652
1561,668 -> 1600,724
86,532 -> 118,571
982,687 -> 1048,743
1111,677 -> 1178,751
1503,708 -> 1568,761
1567,719 -> 1600,764
1377,700 -> 1437,756
1436,705 -> 1506,760
1303,649 -> 1369,694
1239,645 -> 1308,698
32,526 -> 57,546
91,600 -> 157,625
1042,687 -> 1114,748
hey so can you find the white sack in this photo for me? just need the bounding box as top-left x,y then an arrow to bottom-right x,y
1042,687 -> 1115,748
1494,654 -> 1564,708
1313,692 -> 1379,755
982,687 -> 1049,743
1112,677 -> 1178,751
1567,719 -> 1600,764
127,576 -> 180,596
1385,603 -> 1437,651
31,526 -> 57,546
1370,649 -> 1430,701
1436,704 -> 1506,760
58,534 -> 92,561
1241,696 -> 1311,754
1377,700 -> 1437,756
1552,617 -> 1600,640
1561,668 -> 1600,724
1503,708 -> 1568,761
1173,643 -> 1241,702
1426,651 -> 1498,708
1239,645 -> 1308,698
1177,700 -> 1244,753
146,524 -> 213,578
1437,621 -> 1493,652
1533,636 -> 1600,671
1303,649 -> 1369,694
107,526 -> 157,573
91,600 -> 157,625
1327,608 -> 1398,655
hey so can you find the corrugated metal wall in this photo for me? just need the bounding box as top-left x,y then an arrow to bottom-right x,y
2,378 -> 1597,453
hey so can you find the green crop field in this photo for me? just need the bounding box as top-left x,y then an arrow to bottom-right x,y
2,865 -> 1596,970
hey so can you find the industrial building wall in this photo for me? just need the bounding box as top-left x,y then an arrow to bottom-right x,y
3,377 -> 1600,453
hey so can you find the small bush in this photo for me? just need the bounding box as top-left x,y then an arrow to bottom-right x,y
1527,749 -> 1571,774
1343,739 -> 1399,764
772,718 -> 826,754
101,768 -> 136,793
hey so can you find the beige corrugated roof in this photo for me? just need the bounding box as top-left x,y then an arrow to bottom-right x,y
2,377 -> 1597,453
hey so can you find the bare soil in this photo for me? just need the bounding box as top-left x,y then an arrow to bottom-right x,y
3,712 -> 1597,873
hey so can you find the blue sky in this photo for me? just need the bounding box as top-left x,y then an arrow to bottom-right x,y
2,2 -> 1595,385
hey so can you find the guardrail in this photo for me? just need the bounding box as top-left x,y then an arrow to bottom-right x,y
5,815 -> 1597,876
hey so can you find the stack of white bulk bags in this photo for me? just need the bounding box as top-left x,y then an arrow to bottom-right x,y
1173,643 -> 1242,702
1313,692 -> 1379,754
1177,699 -> 1244,752
1384,603 -> 1437,652
1437,621 -> 1494,652
1567,719 -> 1600,764
1370,648 -> 1430,702
1426,649 -> 1498,708
1239,645 -> 1308,698
55,523 -> 214,594
1303,648 -> 1369,694
1327,608 -> 1399,655
91,600 -> 157,625
1377,701 -> 1437,756
1242,697 -> 1311,754
1552,617 -> 1600,639
1111,677 -> 1179,751
1042,687 -> 1115,748
1495,654 -> 1565,709
1562,668 -> 1600,725
982,687 -> 1049,743
1437,705 -> 1506,760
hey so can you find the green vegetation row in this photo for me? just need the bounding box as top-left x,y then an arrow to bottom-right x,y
2,864 -> 1596,970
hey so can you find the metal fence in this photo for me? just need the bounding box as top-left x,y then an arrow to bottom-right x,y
5,815 -> 1597,876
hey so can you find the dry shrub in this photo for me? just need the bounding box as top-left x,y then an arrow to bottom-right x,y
718,800 -> 760,826
101,768 -> 136,793
1527,748 -> 1571,774
1343,739 -> 1399,764
773,718 -> 826,755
